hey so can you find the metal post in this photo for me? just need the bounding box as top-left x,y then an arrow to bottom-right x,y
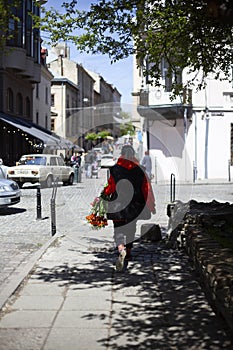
193,161 -> 197,183
51,178 -> 58,236
170,173 -> 176,203
36,184 -> 42,220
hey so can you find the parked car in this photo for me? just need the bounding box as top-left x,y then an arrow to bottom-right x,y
0,166 -> 20,208
7,154 -> 75,188
100,154 -> 116,168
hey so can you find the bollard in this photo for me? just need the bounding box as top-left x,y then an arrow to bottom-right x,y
51,197 -> 56,236
170,173 -> 176,203
36,184 -> 42,220
51,178 -> 58,236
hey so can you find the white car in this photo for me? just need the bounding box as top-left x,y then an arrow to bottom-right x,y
0,167 -> 20,208
7,154 -> 75,188
100,154 -> 116,168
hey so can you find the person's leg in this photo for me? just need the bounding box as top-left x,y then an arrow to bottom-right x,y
125,220 -> 137,259
113,221 -> 126,271
113,221 -> 126,248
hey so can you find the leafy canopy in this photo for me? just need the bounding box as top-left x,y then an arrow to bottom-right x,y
17,1 -> 233,95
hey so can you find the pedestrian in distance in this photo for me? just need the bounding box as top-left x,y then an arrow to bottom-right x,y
140,150 -> 153,180
102,145 -> 156,272
84,151 -> 95,178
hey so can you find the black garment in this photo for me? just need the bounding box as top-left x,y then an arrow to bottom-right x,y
107,164 -> 147,222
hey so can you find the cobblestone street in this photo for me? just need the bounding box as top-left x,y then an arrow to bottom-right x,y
1,170 -> 233,297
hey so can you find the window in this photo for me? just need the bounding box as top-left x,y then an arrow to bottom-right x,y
36,112 -> 39,124
160,57 -> 182,93
51,94 -> 55,107
16,93 -> 23,115
57,157 -> 65,166
161,58 -> 172,92
7,3 -> 23,47
33,3 -> 40,62
36,84 -> 39,98
25,0 -> 32,56
7,88 -> 14,112
51,118 -> 55,131
50,157 -> 57,166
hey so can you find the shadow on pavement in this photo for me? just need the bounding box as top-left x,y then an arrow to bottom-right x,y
32,243 -> 232,349
0,207 -> 26,216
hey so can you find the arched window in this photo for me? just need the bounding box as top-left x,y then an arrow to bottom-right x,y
7,88 -> 14,112
16,93 -> 23,115
25,97 -> 30,118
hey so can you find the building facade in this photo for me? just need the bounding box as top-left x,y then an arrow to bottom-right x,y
33,48 -> 54,129
0,1 -> 76,165
133,56 -> 233,182
48,43 -> 122,150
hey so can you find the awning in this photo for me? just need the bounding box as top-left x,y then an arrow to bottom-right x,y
0,112 -> 75,150
137,104 -> 192,120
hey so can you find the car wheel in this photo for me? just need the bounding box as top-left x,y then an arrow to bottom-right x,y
46,175 -> 53,188
68,173 -> 74,185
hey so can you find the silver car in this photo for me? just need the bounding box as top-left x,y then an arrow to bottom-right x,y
0,166 -> 21,208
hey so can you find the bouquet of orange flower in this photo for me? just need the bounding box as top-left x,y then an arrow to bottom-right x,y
86,194 -> 108,229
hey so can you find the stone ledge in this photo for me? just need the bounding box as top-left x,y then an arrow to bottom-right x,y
167,200 -> 233,337
185,226 -> 233,336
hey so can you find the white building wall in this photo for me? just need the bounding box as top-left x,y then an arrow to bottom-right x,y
193,112 -> 233,180
148,118 -> 193,182
51,84 -> 66,138
133,57 -> 233,182
33,66 -> 53,129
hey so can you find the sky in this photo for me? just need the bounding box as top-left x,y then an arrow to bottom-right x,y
42,0 -> 133,107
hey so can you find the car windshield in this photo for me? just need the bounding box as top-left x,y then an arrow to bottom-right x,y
19,156 -> 46,166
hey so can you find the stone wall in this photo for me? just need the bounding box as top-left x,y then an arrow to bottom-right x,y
167,200 -> 233,337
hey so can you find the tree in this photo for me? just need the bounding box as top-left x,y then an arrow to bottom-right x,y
118,111 -> 135,136
39,0 -> 233,97
21,1 -> 233,96
0,0 -> 21,49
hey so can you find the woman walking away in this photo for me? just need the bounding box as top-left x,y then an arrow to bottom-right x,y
102,145 -> 156,271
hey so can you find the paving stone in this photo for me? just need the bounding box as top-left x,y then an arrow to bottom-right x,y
13,295 -> 64,310
0,310 -> 56,328
44,328 -> 108,350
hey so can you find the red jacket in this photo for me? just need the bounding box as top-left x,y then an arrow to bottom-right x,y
104,155 -> 156,213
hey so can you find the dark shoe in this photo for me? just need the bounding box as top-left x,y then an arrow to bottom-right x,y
125,248 -> 132,260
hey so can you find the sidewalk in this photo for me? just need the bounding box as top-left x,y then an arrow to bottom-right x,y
0,226 -> 232,349
0,174 -> 232,349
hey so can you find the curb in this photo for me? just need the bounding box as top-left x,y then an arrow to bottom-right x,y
0,233 -> 60,311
